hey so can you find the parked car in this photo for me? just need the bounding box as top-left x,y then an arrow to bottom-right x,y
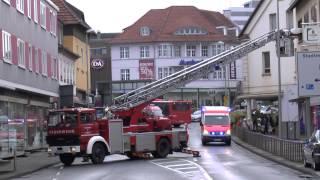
303,129 -> 320,170
191,110 -> 201,122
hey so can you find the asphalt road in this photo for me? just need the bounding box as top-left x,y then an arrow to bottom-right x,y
12,122 -> 319,180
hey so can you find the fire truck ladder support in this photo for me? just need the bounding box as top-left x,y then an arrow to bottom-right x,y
112,30 -> 290,111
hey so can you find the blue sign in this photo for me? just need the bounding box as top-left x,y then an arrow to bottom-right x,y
306,84 -> 315,90
179,59 -> 200,66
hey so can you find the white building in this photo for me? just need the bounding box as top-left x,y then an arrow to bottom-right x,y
239,0 -> 299,138
223,0 -> 260,30
111,6 -> 242,109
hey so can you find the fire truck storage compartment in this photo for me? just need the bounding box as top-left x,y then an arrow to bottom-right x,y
135,133 -> 156,152
108,119 -> 124,154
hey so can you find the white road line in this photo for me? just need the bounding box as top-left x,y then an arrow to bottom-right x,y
52,178 -> 57,180
158,160 -> 186,165
184,170 -> 201,174
175,166 -> 199,170
56,172 -> 60,176
60,166 -> 64,170
183,159 -> 213,180
193,158 -> 198,162
166,163 -> 193,168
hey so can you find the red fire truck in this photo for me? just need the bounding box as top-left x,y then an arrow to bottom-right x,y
46,106 -> 188,166
151,99 -> 192,127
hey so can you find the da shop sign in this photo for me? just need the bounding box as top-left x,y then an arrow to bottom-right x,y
139,59 -> 154,80
91,59 -> 104,69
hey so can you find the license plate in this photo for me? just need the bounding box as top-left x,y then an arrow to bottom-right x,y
213,139 -> 222,142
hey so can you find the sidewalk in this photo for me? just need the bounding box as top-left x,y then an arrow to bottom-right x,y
232,136 -> 319,178
0,150 -> 60,180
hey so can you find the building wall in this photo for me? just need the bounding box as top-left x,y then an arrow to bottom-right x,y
243,0 -> 296,95
63,35 -> 90,93
0,0 -> 59,96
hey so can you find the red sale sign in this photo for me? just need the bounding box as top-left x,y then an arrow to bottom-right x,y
139,59 -> 155,80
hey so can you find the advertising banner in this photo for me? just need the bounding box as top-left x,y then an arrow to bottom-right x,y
139,59 -> 154,80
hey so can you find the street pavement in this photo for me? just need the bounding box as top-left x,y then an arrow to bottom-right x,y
6,122 -> 320,180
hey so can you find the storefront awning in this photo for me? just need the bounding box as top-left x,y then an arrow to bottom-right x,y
236,92 -> 281,101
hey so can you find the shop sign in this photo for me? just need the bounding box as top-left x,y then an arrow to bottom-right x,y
179,59 -> 200,66
139,59 -> 154,80
91,59 -> 104,69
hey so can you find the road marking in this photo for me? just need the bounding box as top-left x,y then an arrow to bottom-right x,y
158,160 -> 186,165
193,158 -> 198,162
175,166 -> 198,170
60,166 -> 64,170
184,159 -> 213,180
56,172 -> 60,176
166,163 -> 193,168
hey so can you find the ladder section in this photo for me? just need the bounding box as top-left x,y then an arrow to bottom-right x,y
112,31 -> 281,111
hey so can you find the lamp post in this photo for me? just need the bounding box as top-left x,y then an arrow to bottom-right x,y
86,29 -> 95,107
276,0 -> 282,138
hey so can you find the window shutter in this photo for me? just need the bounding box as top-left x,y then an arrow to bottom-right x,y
31,0 -> 34,19
10,0 -> 16,8
37,0 -> 40,23
46,7 -> 50,32
25,42 -> 29,68
11,35 -> 18,65
32,46 -> 35,71
47,53 -> 51,77
24,0 -> 28,15
0,29 -> 2,60
38,49 -> 42,74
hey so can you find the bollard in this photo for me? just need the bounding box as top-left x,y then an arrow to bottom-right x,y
13,149 -> 16,171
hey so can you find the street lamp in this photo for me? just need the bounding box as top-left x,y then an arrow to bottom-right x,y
276,0 -> 282,138
86,28 -> 96,107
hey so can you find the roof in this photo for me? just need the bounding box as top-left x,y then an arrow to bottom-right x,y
111,6 -> 239,44
51,0 -> 90,29
287,0 -> 302,11
239,0 -> 264,37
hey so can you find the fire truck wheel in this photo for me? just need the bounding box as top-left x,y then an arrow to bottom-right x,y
59,154 -> 75,166
91,143 -> 106,164
152,138 -> 171,158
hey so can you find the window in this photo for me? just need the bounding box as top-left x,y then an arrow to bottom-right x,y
40,1 -> 46,29
34,0 -> 38,23
201,45 -> 208,57
140,46 -> 149,58
16,0 -> 24,13
35,49 -> 39,73
51,58 -> 55,78
120,69 -> 130,80
262,52 -> 271,75
158,67 -> 178,79
2,31 -> 12,63
187,45 -> 196,57
269,13 -> 277,31
212,43 -> 224,56
174,45 -> 181,57
28,45 -> 32,70
311,5 -> 317,22
140,26 -> 150,36
27,0 -> 31,18
17,39 -> 25,68
120,47 -> 129,59
304,12 -> 309,23
175,27 -> 207,35
42,51 -> 47,76
158,44 -> 172,57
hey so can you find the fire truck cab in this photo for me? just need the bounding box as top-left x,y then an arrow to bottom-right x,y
46,108 -> 188,166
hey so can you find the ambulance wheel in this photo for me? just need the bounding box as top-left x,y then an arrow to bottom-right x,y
59,154 -> 75,166
91,143 -> 106,164
152,138 -> 171,158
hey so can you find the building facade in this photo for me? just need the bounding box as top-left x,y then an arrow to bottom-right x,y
89,32 -> 119,106
52,0 -> 91,106
239,0 -> 298,139
223,0 -> 260,30
111,6 -> 242,109
0,0 -> 59,157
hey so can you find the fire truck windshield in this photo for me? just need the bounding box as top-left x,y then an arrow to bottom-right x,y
48,112 -> 78,128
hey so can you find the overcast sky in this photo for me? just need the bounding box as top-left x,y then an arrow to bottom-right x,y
66,0 -> 249,33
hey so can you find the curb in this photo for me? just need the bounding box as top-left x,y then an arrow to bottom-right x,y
231,136 -> 320,178
1,161 -> 60,180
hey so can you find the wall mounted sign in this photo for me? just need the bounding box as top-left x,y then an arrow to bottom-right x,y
91,59 -> 104,69
179,59 -> 200,66
139,59 -> 154,80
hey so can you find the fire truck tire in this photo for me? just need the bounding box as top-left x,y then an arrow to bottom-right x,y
91,143 -> 106,164
152,138 -> 171,158
59,154 -> 75,166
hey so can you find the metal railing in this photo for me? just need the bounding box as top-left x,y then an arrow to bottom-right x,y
233,127 -> 304,162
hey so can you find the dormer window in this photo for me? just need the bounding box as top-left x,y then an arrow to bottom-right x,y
140,26 -> 150,36
175,27 -> 207,35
